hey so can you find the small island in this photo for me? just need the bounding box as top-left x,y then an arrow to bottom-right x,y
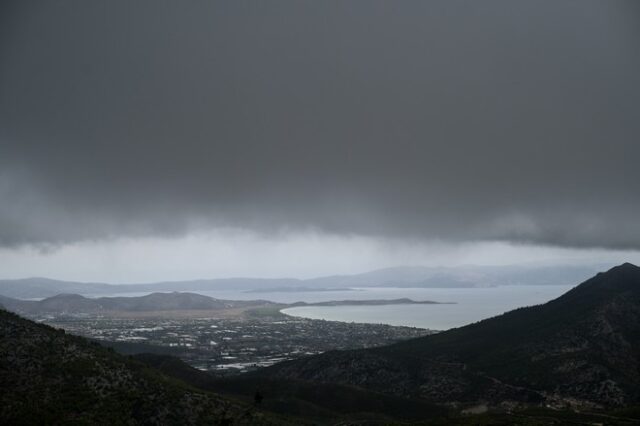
292,298 -> 451,307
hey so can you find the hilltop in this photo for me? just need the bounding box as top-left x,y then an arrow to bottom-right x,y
0,292 -> 275,318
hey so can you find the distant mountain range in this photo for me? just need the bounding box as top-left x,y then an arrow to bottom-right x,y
0,263 -> 606,299
246,263 -> 640,411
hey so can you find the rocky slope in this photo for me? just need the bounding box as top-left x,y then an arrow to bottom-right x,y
257,263 -> 640,410
0,309 -> 280,425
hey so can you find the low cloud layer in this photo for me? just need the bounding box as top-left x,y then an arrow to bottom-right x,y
1,1 -> 639,249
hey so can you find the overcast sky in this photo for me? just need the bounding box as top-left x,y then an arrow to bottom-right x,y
1,1 -> 639,282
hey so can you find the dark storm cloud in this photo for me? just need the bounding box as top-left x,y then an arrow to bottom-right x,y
1,1 -> 639,248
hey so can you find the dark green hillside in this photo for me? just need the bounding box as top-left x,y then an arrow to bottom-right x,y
124,352 -> 640,425
0,309 -> 280,425
257,263 -> 640,409
134,353 -> 448,423
137,354 -> 640,425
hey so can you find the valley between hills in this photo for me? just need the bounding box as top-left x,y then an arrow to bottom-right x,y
1,264 -> 640,424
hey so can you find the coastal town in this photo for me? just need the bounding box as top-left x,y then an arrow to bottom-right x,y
39,311 -> 434,374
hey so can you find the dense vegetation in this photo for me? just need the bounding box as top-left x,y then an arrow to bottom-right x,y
137,352 -> 640,425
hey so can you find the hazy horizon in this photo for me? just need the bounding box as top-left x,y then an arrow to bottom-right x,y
0,256 -> 630,285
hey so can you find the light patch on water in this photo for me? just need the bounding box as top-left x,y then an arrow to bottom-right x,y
281,285 -> 575,330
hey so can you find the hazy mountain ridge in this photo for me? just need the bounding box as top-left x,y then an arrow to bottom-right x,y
0,292 -> 272,315
253,263 -> 640,409
0,277 -> 301,299
0,264 -> 605,299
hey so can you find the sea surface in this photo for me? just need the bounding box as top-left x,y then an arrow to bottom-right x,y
89,285 -> 575,331
281,285 -> 575,330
